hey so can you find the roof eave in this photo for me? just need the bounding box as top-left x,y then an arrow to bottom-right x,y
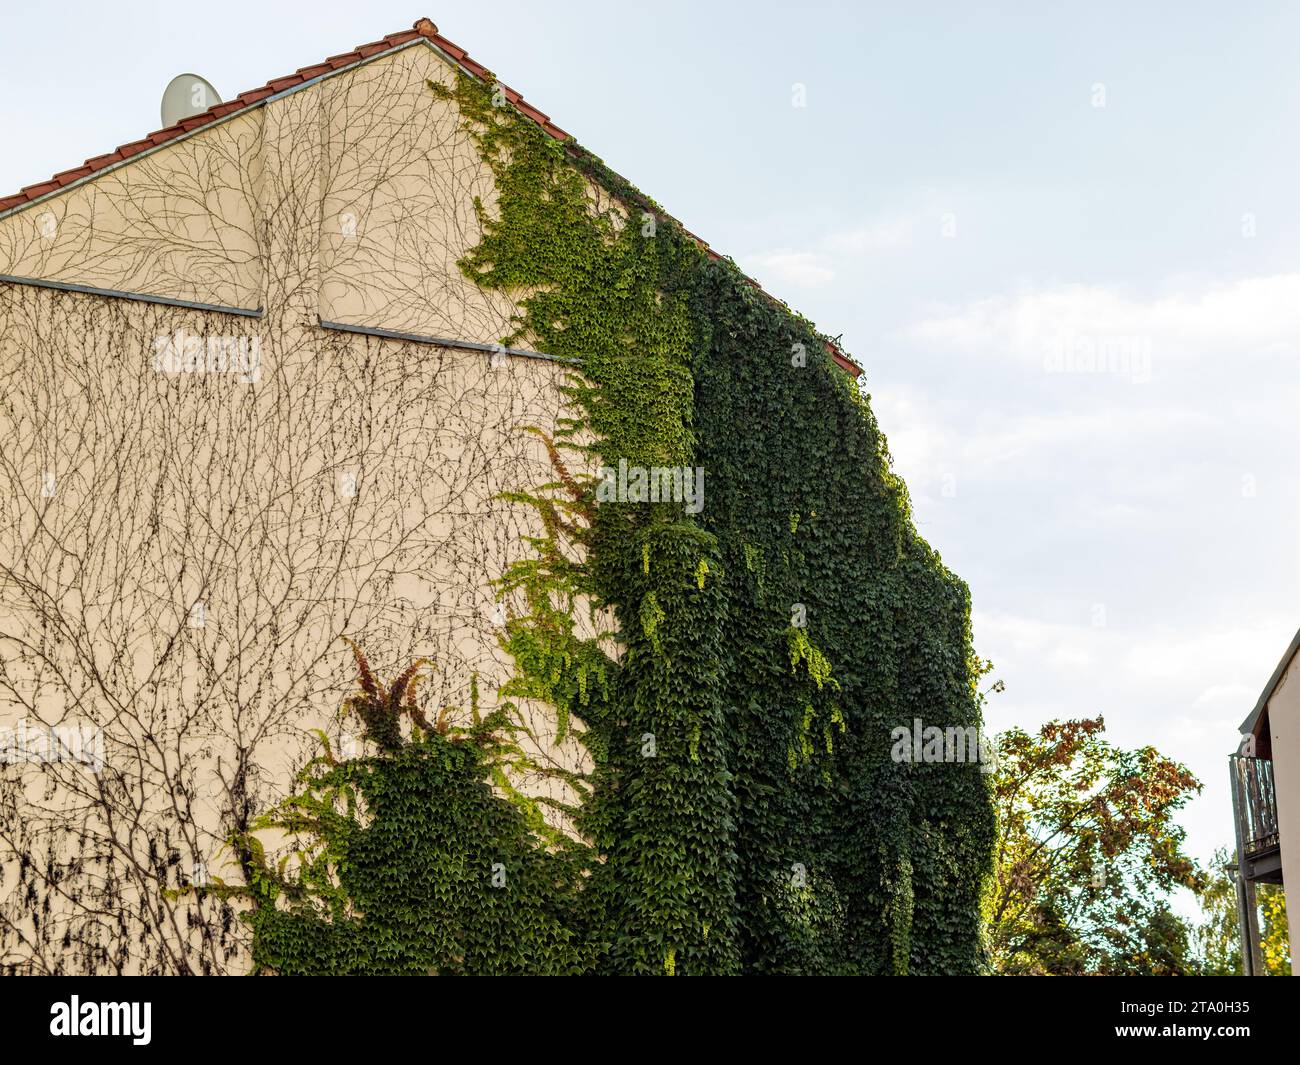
1239,624 -> 1300,736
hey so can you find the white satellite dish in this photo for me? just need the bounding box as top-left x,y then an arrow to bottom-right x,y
161,74 -> 222,128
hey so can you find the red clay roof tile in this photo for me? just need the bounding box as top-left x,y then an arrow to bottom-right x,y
516,102 -> 550,124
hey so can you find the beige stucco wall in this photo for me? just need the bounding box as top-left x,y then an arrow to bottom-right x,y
0,111 -> 263,309
317,44 -> 521,343
1264,654 -> 1300,962
0,42 -> 593,974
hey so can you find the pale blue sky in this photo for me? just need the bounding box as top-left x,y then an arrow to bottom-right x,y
4,1 -> 1300,878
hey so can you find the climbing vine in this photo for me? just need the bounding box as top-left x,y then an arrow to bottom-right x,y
213,644 -> 590,975
240,69 -> 995,975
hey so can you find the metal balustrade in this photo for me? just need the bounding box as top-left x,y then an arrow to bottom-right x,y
1230,754 -> 1280,857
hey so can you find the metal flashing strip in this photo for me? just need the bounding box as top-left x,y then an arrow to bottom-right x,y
0,273 -> 263,317
317,318 -> 570,363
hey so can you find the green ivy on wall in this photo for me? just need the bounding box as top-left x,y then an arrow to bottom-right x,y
232,647 -> 592,974
235,70 -> 995,975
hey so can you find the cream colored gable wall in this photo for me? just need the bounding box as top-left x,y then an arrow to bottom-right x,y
0,112 -> 263,309
0,44 -> 593,974
0,41 -> 521,342
316,44 -> 520,343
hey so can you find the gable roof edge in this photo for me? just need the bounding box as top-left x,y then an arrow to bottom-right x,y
0,36 -> 431,224
1240,625 -> 1300,737
0,19 -> 861,376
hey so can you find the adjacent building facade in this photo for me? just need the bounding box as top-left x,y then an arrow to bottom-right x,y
1232,629 -> 1300,973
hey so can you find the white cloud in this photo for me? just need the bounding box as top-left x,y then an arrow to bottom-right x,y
741,205 -> 933,289
1046,644 -> 1094,668
824,214 -> 915,253
974,613 -> 1109,675
900,274 -> 1300,367
1193,683 -> 1257,708
876,272 -> 1300,869
1124,621 -> 1294,693
872,383 -> 1217,501
743,250 -> 835,288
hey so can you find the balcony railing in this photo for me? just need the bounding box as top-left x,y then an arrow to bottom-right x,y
1230,755 -> 1280,857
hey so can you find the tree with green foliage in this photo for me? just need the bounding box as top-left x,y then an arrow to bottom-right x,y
987,716 -> 1204,975
1259,882 -> 1291,974
1193,849 -> 1243,976
1193,846 -> 1291,976
1095,903 -> 1201,976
